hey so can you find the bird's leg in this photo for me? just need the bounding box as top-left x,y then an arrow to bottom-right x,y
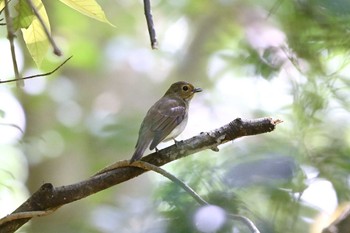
155,147 -> 159,152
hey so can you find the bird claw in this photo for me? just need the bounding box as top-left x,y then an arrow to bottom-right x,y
173,138 -> 182,147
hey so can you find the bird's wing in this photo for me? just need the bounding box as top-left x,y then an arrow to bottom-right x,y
147,97 -> 187,150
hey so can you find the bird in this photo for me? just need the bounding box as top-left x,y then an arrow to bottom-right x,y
130,81 -> 202,163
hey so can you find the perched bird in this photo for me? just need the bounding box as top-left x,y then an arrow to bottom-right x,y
130,81 -> 202,163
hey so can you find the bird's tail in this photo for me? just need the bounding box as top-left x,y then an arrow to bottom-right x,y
130,139 -> 149,163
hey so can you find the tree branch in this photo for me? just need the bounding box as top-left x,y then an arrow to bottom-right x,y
143,0 -> 158,49
0,117 -> 281,233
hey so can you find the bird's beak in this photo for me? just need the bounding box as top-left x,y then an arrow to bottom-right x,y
193,87 -> 202,93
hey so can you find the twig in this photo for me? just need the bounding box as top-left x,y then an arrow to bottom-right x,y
131,161 -> 208,205
143,0 -> 158,49
94,160 -> 208,205
4,0 -> 23,87
131,162 -> 260,232
0,208 -> 59,225
228,214 -> 261,233
0,56 -> 72,84
95,162 -> 259,232
0,123 -> 24,134
93,160 -> 130,176
25,0 -> 62,56
97,162 -> 259,232
97,161 -> 260,232
0,0 -> 13,15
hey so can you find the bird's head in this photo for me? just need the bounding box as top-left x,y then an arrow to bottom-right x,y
164,81 -> 202,101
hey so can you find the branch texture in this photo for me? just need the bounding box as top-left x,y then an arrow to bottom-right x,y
0,117 -> 281,232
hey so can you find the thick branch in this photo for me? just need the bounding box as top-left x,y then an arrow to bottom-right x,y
0,117 -> 281,232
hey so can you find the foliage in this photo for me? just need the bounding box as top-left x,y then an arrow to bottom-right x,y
0,0 -> 113,67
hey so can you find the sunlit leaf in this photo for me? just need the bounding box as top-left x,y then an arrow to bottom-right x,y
13,0 -> 35,30
59,0 -> 115,27
0,0 -> 4,11
21,0 -> 50,67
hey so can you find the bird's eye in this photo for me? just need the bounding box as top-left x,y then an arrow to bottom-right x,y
182,85 -> 189,91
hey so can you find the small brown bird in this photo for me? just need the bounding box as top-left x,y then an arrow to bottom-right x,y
130,81 -> 202,162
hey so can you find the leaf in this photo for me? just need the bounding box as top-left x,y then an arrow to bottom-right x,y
59,0 -> 115,27
21,0 -> 50,67
0,0 -> 4,12
13,0 -> 35,30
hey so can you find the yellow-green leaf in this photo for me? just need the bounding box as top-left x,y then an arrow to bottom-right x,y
13,0 -> 35,30
0,0 -> 4,11
59,0 -> 115,27
21,0 -> 50,67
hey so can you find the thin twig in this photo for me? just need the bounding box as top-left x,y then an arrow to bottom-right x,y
94,160 -> 208,205
93,160 -> 130,176
0,56 -> 72,84
4,0 -> 23,87
0,123 -> 24,134
25,0 -> 62,56
0,0 -> 13,15
143,0 -> 158,49
228,214 -> 261,233
0,208 -> 59,225
131,161 -> 208,205
95,161 -> 260,232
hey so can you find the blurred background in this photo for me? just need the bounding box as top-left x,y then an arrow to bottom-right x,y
1,0 -> 350,232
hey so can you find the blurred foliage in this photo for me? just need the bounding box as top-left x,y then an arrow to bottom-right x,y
0,0 -> 113,66
1,0 -> 350,233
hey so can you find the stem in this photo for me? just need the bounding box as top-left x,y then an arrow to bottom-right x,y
131,161 -> 208,205
228,214 -> 261,233
0,56 -> 72,84
143,0 -> 157,49
25,0 -> 62,56
4,0 -> 23,87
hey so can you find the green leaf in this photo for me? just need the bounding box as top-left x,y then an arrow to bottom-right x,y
13,0 -> 35,30
59,0 -> 115,27
21,0 -> 50,67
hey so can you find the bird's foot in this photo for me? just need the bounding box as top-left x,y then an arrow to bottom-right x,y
173,138 -> 182,147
